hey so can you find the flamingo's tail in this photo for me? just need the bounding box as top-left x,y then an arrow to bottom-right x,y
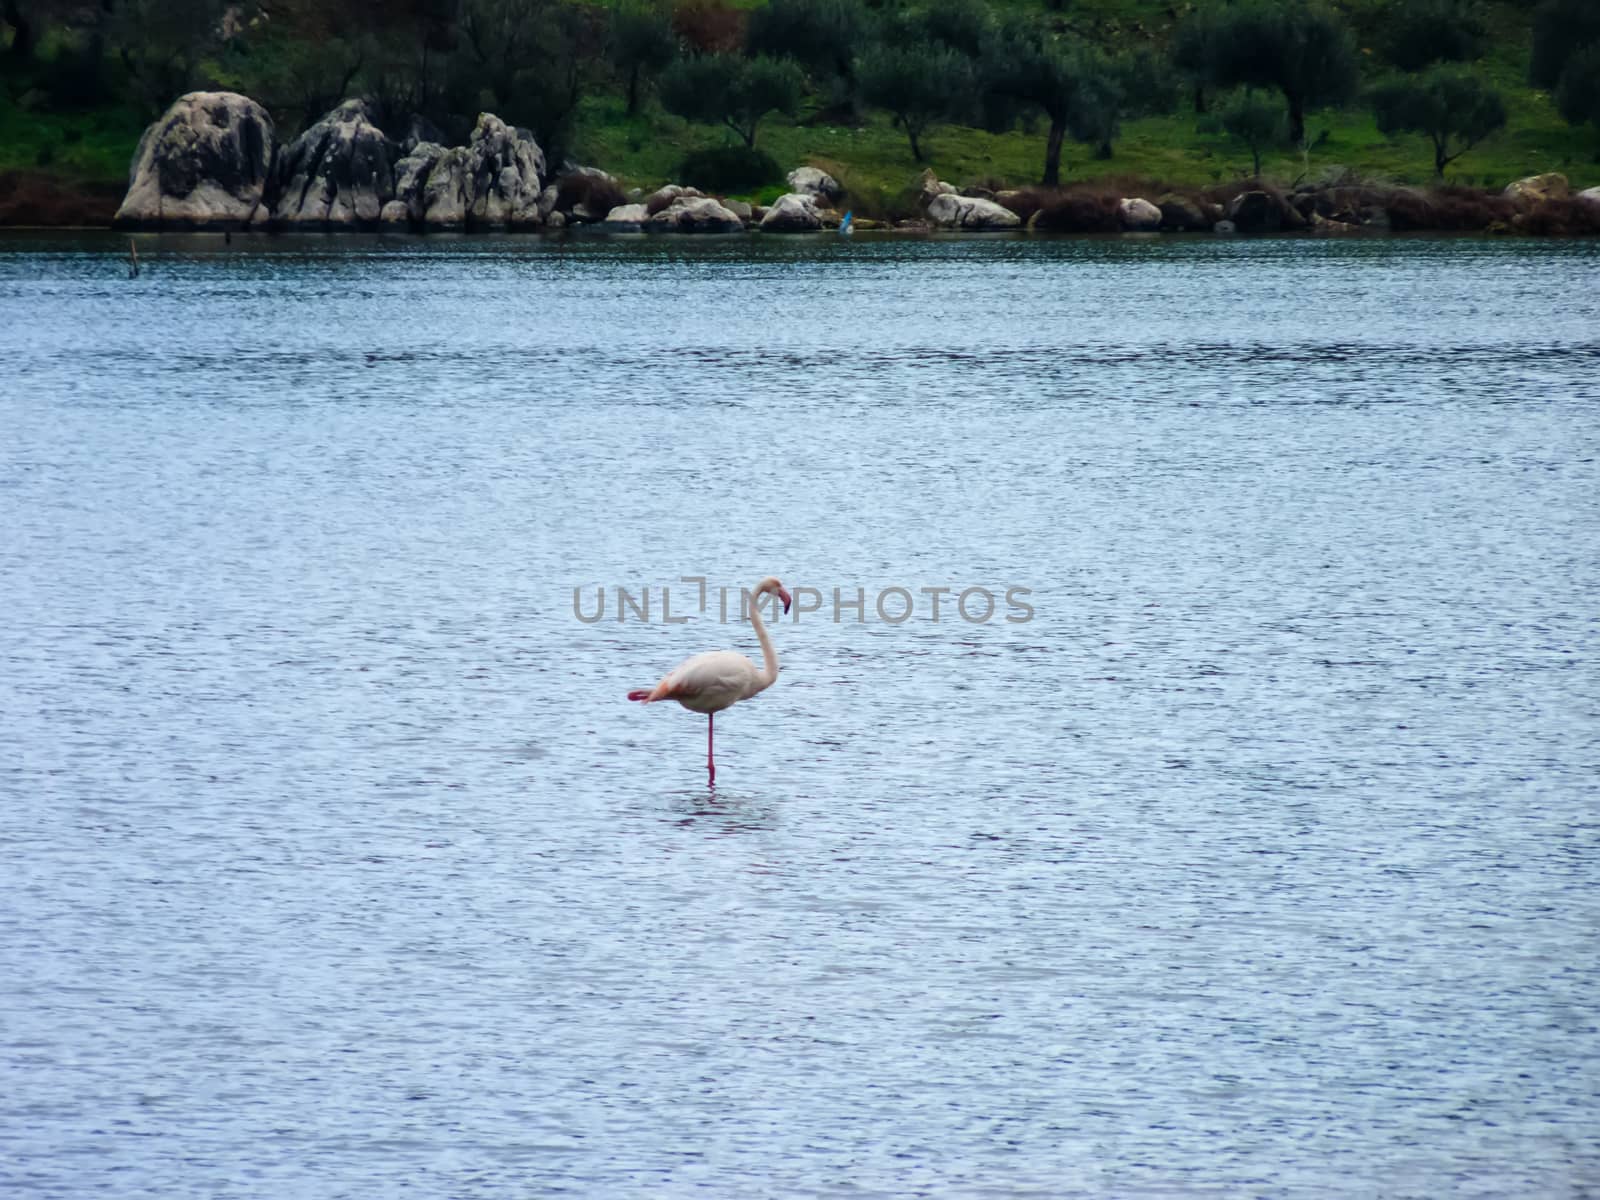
627,689 -> 654,702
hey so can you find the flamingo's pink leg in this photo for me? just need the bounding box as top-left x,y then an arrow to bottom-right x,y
708,713 -> 716,786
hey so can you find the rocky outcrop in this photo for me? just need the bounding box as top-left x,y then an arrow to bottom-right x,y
927,192 -> 1021,230
272,99 -> 396,230
1504,173 -> 1568,203
647,196 -> 744,233
759,192 -> 822,232
421,147 -> 473,231
787,166 -> 843,204
113,92 -> 275,229
466,113 -> 545,229
385,141 -> 445,229
1118,197 -> 1161,231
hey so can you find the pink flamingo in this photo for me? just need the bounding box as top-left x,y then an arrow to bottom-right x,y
628,576 -> 793,785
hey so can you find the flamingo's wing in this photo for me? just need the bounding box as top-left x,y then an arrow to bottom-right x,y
665,651 -> 756,699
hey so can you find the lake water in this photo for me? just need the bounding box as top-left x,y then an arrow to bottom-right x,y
3,230 -> 1599,1198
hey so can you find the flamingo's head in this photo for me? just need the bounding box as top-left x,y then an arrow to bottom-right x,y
755,575 -> 792,614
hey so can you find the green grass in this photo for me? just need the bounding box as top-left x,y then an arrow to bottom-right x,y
573,0 -> 1598,196
574,89 -> 1598,201
0,87 -> 147,182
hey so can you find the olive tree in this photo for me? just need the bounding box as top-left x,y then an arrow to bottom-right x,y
1555,43 -> 1600,141
608,2 -> 675,116
659,53 -> 803,149
856,43 -> 972,162
1531,0 -> 1600,90
1173,0 -> 1359,144
1204,87 -> 1286,177
1379,0 -> 1487,72
1370,65 -> 1507,177
980,25 -> 1086,186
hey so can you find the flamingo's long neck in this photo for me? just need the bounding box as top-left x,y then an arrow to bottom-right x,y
749,590 -> 780,694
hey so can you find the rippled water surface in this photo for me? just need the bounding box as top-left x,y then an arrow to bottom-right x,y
3,231 -> 1599,1198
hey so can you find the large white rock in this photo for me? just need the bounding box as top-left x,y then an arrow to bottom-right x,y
1118,197 -> 1162,231
786,167 -> 842,203
466,112 -> 545,229
113,91 -> 275,229
647,196 -> 744,233
601,203 -> 650,230
1575,185 -> 1600,209
759,192 -> 822,232
1503,173 -> 1569,203
926,192 -> 1021,230
273,99 -> 397,229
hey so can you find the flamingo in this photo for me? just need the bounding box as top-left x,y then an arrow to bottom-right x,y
627,576 -> 793,785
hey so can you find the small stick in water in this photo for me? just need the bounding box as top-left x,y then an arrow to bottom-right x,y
128,239 -> 140,279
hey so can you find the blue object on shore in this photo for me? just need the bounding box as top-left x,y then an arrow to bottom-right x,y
839,210 -> 853,236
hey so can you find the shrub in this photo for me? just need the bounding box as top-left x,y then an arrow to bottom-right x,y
1030,192 -> 1121,232
677,145 -> 782,193
816,163 -> 923,222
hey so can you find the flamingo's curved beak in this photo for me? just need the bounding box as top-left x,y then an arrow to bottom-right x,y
778,586 -> 792,614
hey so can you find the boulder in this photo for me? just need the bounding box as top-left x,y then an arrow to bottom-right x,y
113,91 -> 275,230
1503,173 -> 1568,204
272,99 -> 397,230
1227,190 -> 1282,234
644,184 -> 702,214
919,167 -> 957,206
1578,186 -> 1600,209
1118,197 -> 1161,231
759,192 -> 822,232
390,141 -> 446,227
1310,211 -> 1362,234
421,147 -> 472,231
601,203 -> 649,231
926,192 -> 1021,230
724,198 -> 754,221
787,166 -> 843,204
379,200 -> 410,230
466,112 -> 546,229
537,184 -> 560,219
647,195 -> 744,233
1155,193 -> 1214,231
563,164 -> 618,185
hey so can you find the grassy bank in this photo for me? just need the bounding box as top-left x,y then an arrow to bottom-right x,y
3,0 -> 1597,225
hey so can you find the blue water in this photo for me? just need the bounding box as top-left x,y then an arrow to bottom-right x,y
3,230 -> 1599,1197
